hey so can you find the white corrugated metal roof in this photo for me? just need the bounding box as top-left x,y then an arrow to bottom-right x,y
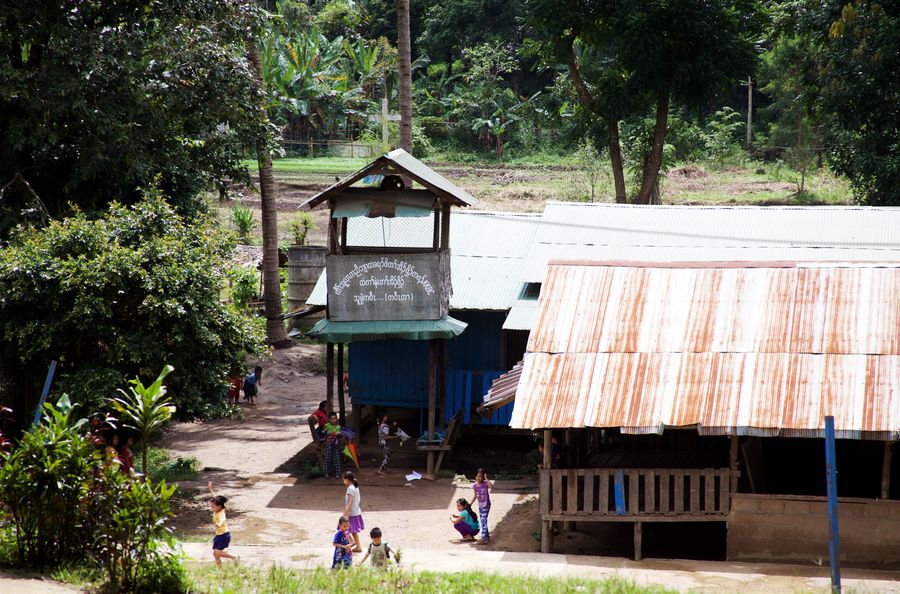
307,211 -> 541,310
522,203 -> 900,284
502,299 -> 538,330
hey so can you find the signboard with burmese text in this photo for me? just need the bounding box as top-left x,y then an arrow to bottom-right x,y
326,253 -> 450,321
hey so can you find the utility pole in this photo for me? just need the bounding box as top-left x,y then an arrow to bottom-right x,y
744,77 -> 753,149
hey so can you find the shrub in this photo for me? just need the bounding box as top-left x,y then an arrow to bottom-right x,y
0,395 -> 95,566
0,188 -> 264,419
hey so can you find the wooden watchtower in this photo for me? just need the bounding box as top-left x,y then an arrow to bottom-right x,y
302,149 -> 476,475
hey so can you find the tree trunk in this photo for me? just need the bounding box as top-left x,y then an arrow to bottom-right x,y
565,37 -> 626,203
397,0 -> 413,153
635,90 -> 671,205
607,119 -> 627,204
246,36 -> 287,346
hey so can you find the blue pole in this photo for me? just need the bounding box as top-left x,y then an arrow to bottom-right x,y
32,360 -> 58,427
824,415 -> 841,593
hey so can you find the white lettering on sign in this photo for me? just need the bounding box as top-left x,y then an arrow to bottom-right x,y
332,257 -> 435,296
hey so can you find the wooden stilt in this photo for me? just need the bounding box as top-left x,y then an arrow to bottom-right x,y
337,343 -> 345,426
882,441 -> 894,499
426,339 -> 437,477
729,436 -> 740,495
326,342 -> 335,413
634,522 -> 643,561
564,429 -> 575,530
541,429 -> 553,553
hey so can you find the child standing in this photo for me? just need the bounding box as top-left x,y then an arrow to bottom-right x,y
376,412 -> 398,476
323,411 -> 342,479
358,527 -> 393,568
332,516 -> 353,569
207,481 -> 237,567
342,471 -> 365,552
470,468 -> 494,544
450,498 -> 479,542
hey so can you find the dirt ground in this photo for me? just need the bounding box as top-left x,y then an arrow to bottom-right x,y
159,343 -> 541,557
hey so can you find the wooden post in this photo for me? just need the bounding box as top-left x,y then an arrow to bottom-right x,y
882,441 -> 894,500
426,339 -> 437,477
432,207 -> 440,252
337,343 -> 346,426
339,217 -> 348,253
634,522 -> 643,561
440,203 -> 451,250
326,342 -> 335,414
729,436 -> 740,495
327,216 -> 338,254
564,428 -> 575,530
541,430 -> 553,553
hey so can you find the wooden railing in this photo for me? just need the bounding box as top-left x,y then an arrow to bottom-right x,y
540,468 -> 733,520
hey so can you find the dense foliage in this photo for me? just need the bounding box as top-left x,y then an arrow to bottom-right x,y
0,0 -> 266,228
0,395 -> 186,592
0,187 -> 263,419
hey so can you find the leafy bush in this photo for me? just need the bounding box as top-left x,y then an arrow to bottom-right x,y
0,188 -> 264,419
0,395 -> 95,567
229,267 -> 258,310
109,365 -> 176,474
0,392 -> 189,593
289,212 -> 318,246
143,447 -> 201,483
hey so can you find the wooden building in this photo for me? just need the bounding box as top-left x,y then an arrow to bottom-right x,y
508,260 -> 900,563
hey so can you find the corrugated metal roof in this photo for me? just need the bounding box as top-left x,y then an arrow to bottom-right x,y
510,261 -> 900,439
303,149 -> 477,208
502,299 -> 538,330
478,360 -> 523,414
307,211 -> 541,310
522,203 -> 900,284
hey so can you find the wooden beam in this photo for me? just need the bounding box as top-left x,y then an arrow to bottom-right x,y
882,441 -> 894,500
634,521 -> 642,561
339,217 -> 348,252
327,215 -> 338,255
326,342 -> 335,413
426,339 -> 437,477
729,436 -> 740,494
440,203 -> 451,250
337,343 -> 345,426
432,207 -> 440,252
543,430 -> 552,469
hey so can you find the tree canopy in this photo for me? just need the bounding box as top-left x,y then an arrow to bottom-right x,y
0,0 -> 266,227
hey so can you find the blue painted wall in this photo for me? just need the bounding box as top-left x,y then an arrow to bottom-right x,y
347,311 -> 509,419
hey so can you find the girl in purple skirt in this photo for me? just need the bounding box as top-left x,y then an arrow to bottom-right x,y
342,471 -> 365,552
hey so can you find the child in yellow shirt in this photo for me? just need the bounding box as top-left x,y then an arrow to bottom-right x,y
208,481 -> 238,567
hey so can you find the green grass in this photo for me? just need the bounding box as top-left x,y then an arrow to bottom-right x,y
188,565 -> 677,594
143,447 -> 201,483
242,157 -> 368,175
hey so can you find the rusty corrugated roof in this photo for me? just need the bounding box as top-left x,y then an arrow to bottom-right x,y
510,261 -> 900,439
477,360 -> 523,414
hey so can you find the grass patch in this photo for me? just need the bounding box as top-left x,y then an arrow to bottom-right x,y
243,157 -> 368,175
188,565 -> 676,594
142,447 -> 201,483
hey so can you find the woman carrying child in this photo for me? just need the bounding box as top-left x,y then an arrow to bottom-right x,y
450,498 -> 479,542
470,468 -> 494,544
342,471 -> 365,552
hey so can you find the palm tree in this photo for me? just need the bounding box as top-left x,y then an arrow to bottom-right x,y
247,33 -> 288,346
397,0 -> 412,152
109,365 -> 176,476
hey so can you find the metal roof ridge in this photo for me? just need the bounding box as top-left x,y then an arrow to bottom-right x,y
546,259 -> 900,268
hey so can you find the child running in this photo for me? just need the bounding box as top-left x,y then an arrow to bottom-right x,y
470,468 -> 494,544
323,411 -> 342,479
332,516 -> 353,569
450,497 -> 479,542
358,527 -> 393,568
207,481 -> 238,567
376,412 -> 398,476
342,471 -> 365,552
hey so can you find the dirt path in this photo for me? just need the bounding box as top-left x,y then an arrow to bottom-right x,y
160,345 -> 900,593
